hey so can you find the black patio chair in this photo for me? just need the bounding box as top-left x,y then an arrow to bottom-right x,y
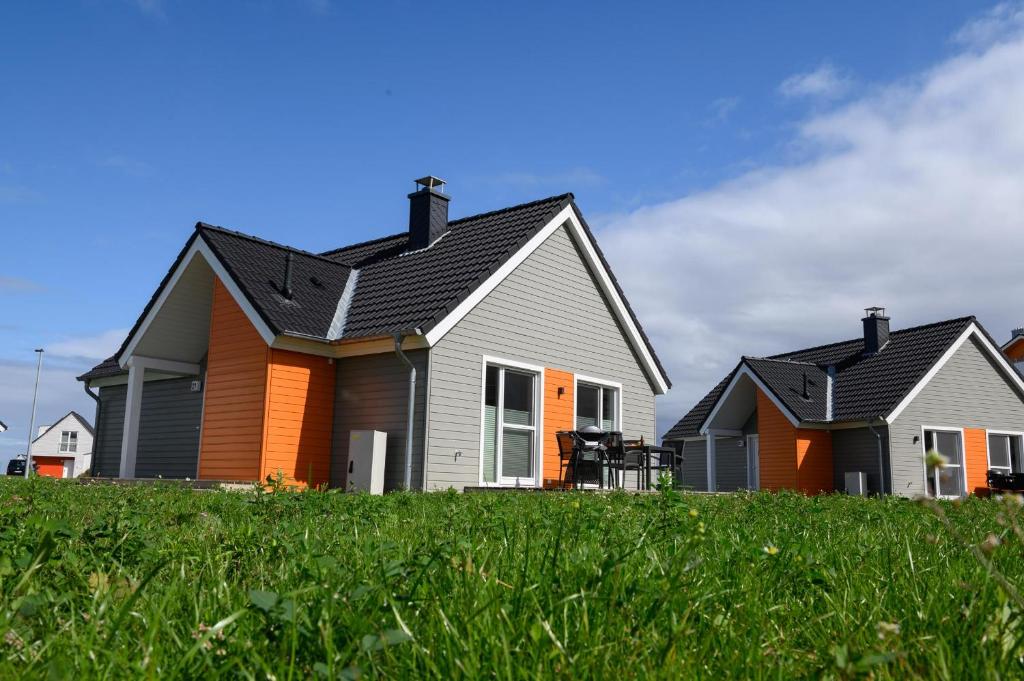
556,431 -> 583,489
605,433 -> 644,490
647,444 -> 683,488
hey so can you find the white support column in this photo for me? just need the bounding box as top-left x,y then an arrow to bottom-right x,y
119,362 -> 145,479
706,430 -> 717,493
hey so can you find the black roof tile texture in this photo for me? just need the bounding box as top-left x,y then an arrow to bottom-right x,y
663,316 -> 977,440
81,193 -> 670,389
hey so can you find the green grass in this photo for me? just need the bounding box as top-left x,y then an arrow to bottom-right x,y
1,479 -> 1024,679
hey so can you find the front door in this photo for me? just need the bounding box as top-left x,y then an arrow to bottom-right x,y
746,435 -> 760,490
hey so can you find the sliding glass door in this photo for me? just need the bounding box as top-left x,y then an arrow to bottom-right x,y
482,364 -> 538,486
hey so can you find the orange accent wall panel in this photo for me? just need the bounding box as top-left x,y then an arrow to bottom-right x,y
198,279 -> 268,481
261,349 -> 336,488
756,389 -> 798,491
543,368 -> 575,488
796,429 -> 833,495
964,427 -> 989,495
34,457 -> 66,479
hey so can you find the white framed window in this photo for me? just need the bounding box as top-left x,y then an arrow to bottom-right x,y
922,427 -> 965,498
480,358 -> 543,487
987,431 -> 1024,474
59,431 -> 78,453
574,376 -> 622,432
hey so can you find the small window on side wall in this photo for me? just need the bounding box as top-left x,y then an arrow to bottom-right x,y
575,383 -> 618,432
988,433 -> 1023,474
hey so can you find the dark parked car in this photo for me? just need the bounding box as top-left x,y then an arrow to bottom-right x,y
6,457 -> 27,476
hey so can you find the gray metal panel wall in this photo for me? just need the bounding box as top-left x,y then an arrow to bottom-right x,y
680,440 -> 707,491
134,377 -> 202,479
832,426 -> 889,495
890,336 -> 1024,496
92,378 -> 202,478
426,225 -> 658,491
93,385 -> 127,477
331,350 -> 428,491
715,436 -> 748,492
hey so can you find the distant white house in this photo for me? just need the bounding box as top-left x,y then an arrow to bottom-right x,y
29,411 -> 93,478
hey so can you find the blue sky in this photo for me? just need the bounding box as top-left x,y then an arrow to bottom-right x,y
1,1 -> 1021,461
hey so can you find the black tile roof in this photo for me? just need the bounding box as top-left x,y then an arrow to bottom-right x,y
80,193 -> 670,389
77,356 -> 122,382
663,316 -> 977,441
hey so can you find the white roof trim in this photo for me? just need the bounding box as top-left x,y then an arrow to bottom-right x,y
326,269 -> 359,341
698,363 -> 801,435
422,203 -> 670,394
119,236 -> 276,367
886,322 -> 1024,423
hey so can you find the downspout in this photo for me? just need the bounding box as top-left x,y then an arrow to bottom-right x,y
394,328 -> 423,490
866,417 -> 886,495
83,382 -> 101,477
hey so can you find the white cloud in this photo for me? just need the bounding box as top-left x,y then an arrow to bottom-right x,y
778,62 -> 852,99
707,97 -> 740,124
953,2 -> 1024,46
0,276 -> 45,294
599,9 -> 1024,438
47,329 -> 128,362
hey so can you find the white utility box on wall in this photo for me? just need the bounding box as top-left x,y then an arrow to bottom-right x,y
348,430 -> 387,495
845,471 -> 868,496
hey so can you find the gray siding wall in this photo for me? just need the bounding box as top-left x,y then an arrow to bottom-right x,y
426,224 -> 658,491
677,437 -> 749,492
92,377 -> 202,478
832,426 -> 889,495
331,350 -> 428,491
890,336 -> 1024,496
94,385 -> 126,477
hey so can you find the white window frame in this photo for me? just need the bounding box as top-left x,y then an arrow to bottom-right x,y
478,356 -> 545,488
573,375 -> 623,433
59,430 -> 78,453
920,426 -> 967,499
986,430 -> 1024,475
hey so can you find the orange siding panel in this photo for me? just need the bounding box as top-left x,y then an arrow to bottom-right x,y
1005,339 -> 1024,362
756,389 -> 798,491
964,427 -> 989,495
198,279 -> 267,481
543,368 -> 574,488
796,429 -> 833,494
260,349 -> 336,488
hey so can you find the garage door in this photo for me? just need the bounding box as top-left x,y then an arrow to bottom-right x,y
34,456 -> 66,478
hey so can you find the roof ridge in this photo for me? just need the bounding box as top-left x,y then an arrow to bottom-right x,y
319,231 -> 406,257
447,192 -> 574,227
770,315 -> 976,359
745,356 -> 819,366
317,193 -> 572,258
197,223 -> 351,268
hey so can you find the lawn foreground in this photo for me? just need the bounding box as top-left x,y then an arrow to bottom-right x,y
1,479 -> 1023,679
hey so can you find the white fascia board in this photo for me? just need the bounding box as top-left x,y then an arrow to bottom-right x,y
126,355 -> 201,375
120,237 -> 276,367
698,363 -> 801,435
887,323 -> 1024,424
422,204 -> 671,394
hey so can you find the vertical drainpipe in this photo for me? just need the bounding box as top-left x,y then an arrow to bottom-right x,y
83,382 -> 101,477
866,417 -> 886,495
394,328 -> 423,490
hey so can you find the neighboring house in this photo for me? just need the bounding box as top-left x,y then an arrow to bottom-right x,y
77,177 -> 670,490
0,420 -> 7,433
1002,328 -> 1024,374
29,411 -> 94,478
663,309 -> 1024,498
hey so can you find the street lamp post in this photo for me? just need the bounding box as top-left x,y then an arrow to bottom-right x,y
24,348 -> 43,479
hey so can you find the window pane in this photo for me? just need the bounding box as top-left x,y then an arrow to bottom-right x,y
990,434 -> 1011,469
68,432 -> 77,452
934,431 -> 962,466
482,368 -> 499,483
937,466 -> 962,497
1014,436 -> 1023,473
576,385 -> 599,430
601,388 -> 616,431
503,371 -> 533,427
502,428 -> 533,478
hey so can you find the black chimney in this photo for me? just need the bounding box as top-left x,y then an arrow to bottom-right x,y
862,306 -> 890,355
408,176 -> 450,251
